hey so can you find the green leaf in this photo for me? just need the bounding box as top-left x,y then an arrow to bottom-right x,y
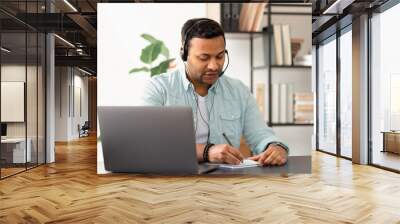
140,42 -> 162,64
141,33 -> 159,44
142,34 -> 169,58
160,45 -> 170,58
150,58 -> 175,76
129,67 -> 149,74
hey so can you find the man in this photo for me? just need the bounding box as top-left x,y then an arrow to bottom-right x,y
141,18 -> 289,166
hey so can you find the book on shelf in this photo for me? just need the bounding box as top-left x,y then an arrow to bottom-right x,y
271,84 -> 313,124
251,3 -> 267,32
245,3 -> 258,31
221,3 -> 231,32
281,24 -> 292,66
221,3 -> 242,31
279,83 -> 287,123
255,83 -> 266,120
238,3 -> 267,32
294,92 -> 313,101
257,24 -> 302,68
231,3 -> 241,32
294,92 -> 314,124
293,54 -> 312,66
294,104 -> 313,111
273,24 -> 283,66
287,83 -> 294,123
272,83 -> 280,123
294,114 -> 313,124
238,3 -> 250,31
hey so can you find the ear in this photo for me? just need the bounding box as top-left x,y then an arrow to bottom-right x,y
180,47 -> 185,60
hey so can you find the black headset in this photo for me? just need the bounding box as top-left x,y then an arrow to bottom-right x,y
182,19 -> 231,144
180,18 -> 230,77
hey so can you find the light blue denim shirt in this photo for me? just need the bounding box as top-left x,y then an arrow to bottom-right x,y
140,66 -> 287,155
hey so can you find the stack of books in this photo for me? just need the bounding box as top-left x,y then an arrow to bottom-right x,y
220,3 -> 267,32
271,83 -> 294,124
271,86 -> 314,124
294,93 -> 314,124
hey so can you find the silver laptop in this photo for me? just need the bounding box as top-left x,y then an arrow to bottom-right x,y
98,106 -> 219,175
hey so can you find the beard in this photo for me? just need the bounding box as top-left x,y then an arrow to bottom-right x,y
185,62 -> 222,86
198,70 -> 221,85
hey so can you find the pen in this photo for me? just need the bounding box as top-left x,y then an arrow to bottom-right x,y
222,133 -> 243,163
222,133 -> 233,146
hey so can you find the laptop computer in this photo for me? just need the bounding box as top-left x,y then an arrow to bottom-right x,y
97,106 -> 219,175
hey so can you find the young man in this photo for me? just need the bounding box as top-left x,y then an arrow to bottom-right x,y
141,18 -> 288,166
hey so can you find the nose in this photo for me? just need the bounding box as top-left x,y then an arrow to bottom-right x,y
207,58 -> 219,71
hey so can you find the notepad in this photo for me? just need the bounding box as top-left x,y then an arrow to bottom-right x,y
218,159 -> 260,169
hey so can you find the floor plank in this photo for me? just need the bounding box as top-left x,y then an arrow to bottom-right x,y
0,135 -> 400,223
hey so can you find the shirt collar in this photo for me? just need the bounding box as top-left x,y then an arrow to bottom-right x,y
179,65 -> 220,94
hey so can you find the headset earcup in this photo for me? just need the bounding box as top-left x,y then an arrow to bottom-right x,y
180,47 -> 185,61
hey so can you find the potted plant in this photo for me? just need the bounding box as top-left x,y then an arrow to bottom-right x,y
129,34 -> 176,77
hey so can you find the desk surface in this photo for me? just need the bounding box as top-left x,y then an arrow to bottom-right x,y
98,156 -> 311,175
208,156 -> 311,175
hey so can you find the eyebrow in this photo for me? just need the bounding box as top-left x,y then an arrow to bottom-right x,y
199,50 -> 225,56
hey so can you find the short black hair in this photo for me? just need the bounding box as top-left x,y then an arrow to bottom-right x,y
181,18 -> 226,59
181,18 -> 225,42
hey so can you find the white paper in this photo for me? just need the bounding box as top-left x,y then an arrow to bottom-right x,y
218,159 -> 260,169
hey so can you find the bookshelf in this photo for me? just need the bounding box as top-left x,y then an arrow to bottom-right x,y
270,65 -> 311,69
224,3 -> 313,127
269,123 -> 314,126
254,65 -> 312,70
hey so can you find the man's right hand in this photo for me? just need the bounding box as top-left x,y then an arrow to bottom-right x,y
207,144 -> 244,165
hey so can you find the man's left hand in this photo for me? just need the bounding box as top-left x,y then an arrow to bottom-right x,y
248,144 -> 287,166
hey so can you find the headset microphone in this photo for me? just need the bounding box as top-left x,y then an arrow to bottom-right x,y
218,50 -> 230,77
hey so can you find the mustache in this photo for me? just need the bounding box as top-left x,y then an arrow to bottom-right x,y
204,70 -> 221,75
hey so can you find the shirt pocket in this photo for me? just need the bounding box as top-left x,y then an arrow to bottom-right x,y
220,111 -> 241,145
166,93 -> 187,105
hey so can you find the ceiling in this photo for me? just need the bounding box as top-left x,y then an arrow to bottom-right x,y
311,0 -> 391,44
1,0 -> 99,74
4,0 -> 369,75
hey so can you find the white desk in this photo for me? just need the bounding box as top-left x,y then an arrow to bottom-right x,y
1,138 -> 32,163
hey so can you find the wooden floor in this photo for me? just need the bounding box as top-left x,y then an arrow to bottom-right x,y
1,167 -> 26,178
372,151 -> 400,171
1,135 -> 400,223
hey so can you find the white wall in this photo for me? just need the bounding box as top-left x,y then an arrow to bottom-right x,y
1,64 -> 46,163
55,67 -> 68,141
98,3 -> 207,107
1,65 -> 37,138
224,35 -> 251,88
72,74 -> 89,138
55,67 -> 89,141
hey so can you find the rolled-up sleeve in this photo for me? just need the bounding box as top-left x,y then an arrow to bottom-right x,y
241,87 -> 288,155
139,78 -> 165,106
